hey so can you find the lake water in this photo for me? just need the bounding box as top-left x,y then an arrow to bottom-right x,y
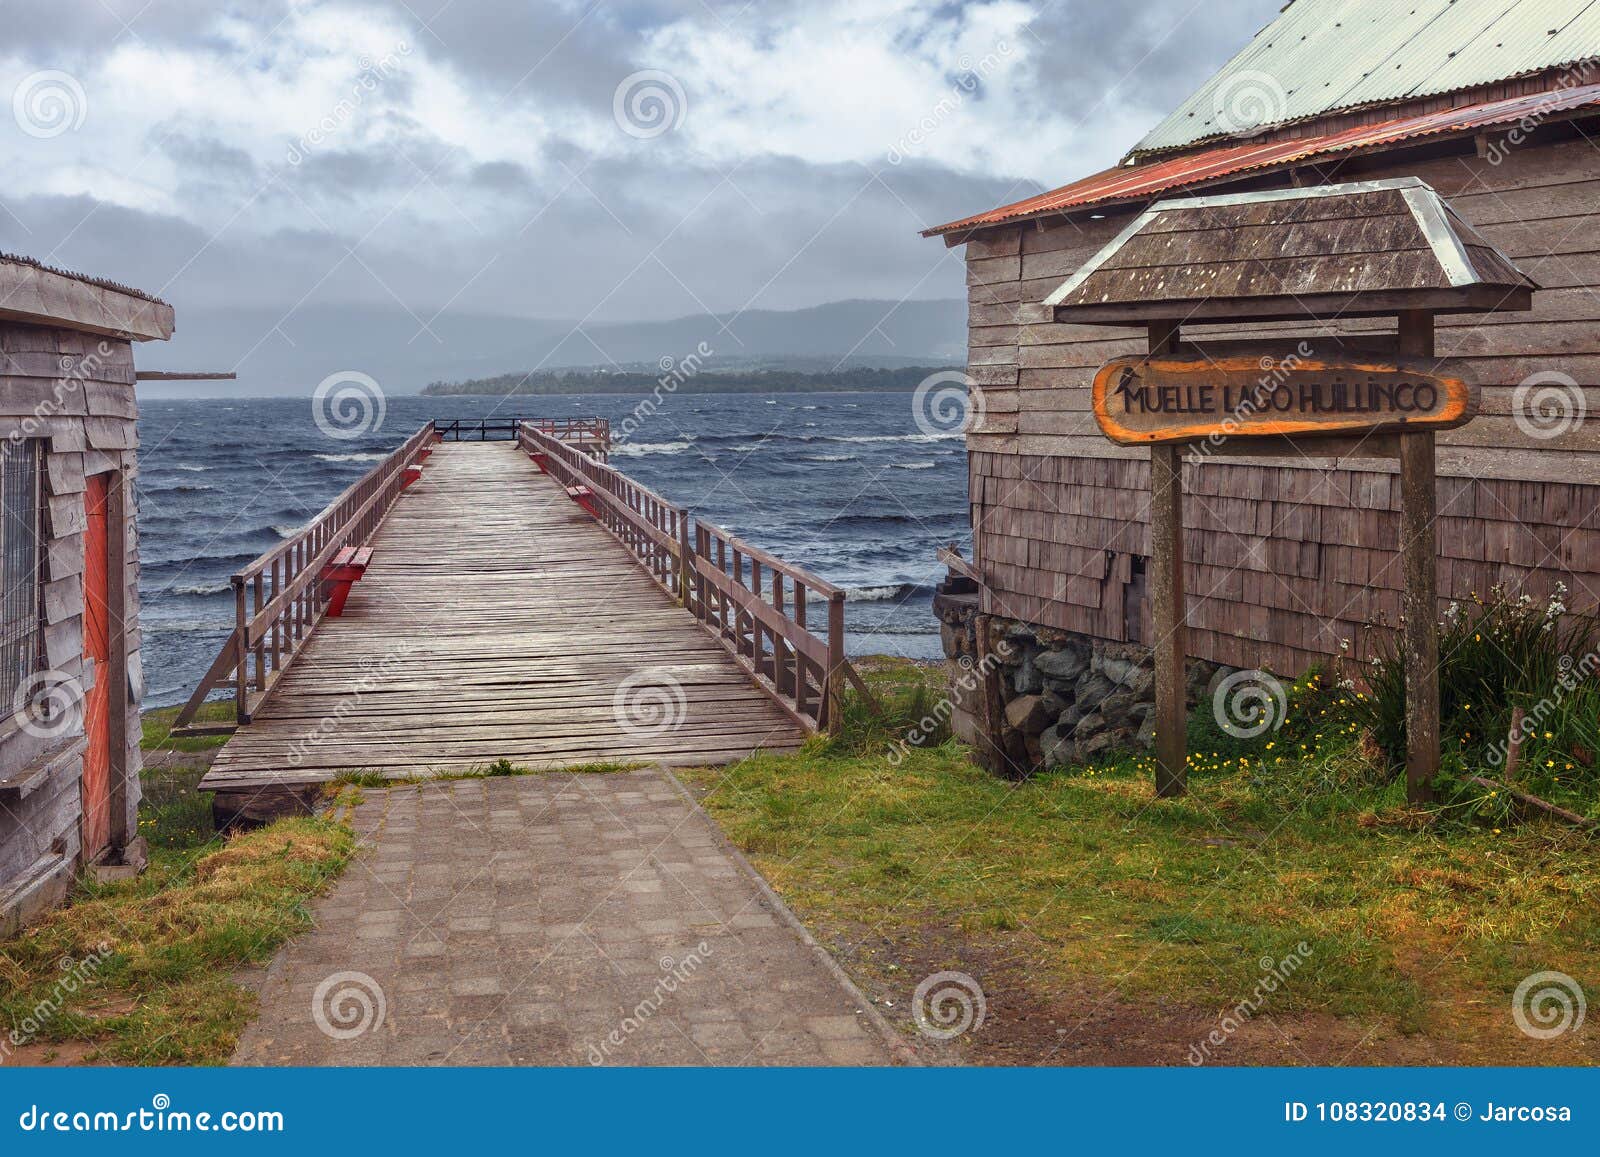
135,391 -> 969,707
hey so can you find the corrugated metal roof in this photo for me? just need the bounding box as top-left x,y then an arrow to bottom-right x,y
1136,0 -> 1600,155
923,80 -> 1600,235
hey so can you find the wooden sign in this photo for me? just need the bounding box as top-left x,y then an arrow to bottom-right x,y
1091,351 -> 1475,445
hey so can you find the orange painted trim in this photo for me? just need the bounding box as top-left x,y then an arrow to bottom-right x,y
1089,353 -> 1478,446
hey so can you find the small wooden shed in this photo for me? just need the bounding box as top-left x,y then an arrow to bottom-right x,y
0,254 -> 173,935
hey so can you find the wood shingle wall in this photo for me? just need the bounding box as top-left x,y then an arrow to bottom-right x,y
0,324 -> 143,935
965,137 -> 1600,675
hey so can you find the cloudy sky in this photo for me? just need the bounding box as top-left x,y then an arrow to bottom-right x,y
0,0 -> 1279,335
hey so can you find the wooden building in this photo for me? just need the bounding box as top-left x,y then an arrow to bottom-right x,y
0,254 -> 172,934
925,0 -> 1600,770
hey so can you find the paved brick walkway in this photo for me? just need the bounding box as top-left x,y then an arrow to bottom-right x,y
232,770 -> 899,1066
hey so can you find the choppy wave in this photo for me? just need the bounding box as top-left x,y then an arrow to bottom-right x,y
146,549 -> 259,571
801,453 -> 856,463
828,432 -> 960,444
830,512 -> 919,528
893,461 -> 936,470
169,580 -> 231,596
142,618 -> 236,634
844,582 -> 935,603
173,464 -> 209,472
313,452 -> 387,463
272,523 -> 305,539
612,441 -> 693,457
689,430 -> 960,448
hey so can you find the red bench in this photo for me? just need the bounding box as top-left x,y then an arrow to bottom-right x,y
403,464 -> 423,490
565,484 -> 599,518
528,450 -> 550,472
320,546 -> 373,617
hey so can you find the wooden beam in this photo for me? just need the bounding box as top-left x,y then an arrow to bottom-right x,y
1147,320 -> 1186,798
134,371 -> 238,381
936,544 -> 983,586
1054,285 -> 1533,326
1465,775 -> 1598,831
1398,309 -> 1439,805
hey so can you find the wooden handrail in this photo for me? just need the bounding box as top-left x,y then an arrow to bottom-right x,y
171,422 -> 436,734
521,420 -> 851,734
691,516 -> 846,733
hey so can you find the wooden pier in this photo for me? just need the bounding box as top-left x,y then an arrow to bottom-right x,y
186,420 -> 855,808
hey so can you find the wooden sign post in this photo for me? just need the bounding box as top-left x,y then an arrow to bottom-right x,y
1146,322 -> 1187,799
1096,321 -> 1473,802
1042,178 -> 1535,805
1398,311 -> 1440,804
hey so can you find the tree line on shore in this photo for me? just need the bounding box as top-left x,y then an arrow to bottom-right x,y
421,365 -> 954,396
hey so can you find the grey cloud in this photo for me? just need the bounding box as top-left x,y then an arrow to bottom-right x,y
0,0 -> 1283,389
1015,0 -> 1280,141
0,0 -> 294,59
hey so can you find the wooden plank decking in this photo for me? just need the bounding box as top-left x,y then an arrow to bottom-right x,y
198,442 -> 807,792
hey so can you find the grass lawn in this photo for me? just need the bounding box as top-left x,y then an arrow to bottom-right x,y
683,661 -> 1600,1065
0,704 -> 355,1066
0,812 -> 355,1065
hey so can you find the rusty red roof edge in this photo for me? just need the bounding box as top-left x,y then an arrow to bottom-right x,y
923,82 -> 1600,238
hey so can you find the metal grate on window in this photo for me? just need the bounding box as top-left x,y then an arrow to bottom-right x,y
1,438 -> 43,713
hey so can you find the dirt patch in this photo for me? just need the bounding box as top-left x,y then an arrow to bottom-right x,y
2,1040 -> 108,1067
816,925 -> 1593,1067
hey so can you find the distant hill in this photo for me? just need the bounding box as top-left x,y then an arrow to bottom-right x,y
137,298 -> 967,397
422,364 -> 953,396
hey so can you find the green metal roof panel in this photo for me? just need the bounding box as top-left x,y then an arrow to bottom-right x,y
1135,0 -> 1600,155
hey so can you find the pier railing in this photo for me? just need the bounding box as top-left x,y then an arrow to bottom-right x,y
519,422 -> 850,732
170,423 -> 437,734
690,520 -> 845,732
437,416 -> 610,460
520,425 -> 689,597
175,416 -> 854,737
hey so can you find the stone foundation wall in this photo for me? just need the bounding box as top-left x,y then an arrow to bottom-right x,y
933,579 -> 1233,778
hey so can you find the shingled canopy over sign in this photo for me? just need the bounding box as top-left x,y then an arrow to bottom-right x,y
1044,177 -> 1537,325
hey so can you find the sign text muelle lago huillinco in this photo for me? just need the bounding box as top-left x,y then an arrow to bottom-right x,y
1089,350 -> 1476,445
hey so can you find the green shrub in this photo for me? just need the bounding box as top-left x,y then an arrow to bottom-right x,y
1350,585 -> 1600,819
825,660 -> 954,757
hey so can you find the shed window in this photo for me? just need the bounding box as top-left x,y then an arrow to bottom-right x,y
1,439 -> 43,712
